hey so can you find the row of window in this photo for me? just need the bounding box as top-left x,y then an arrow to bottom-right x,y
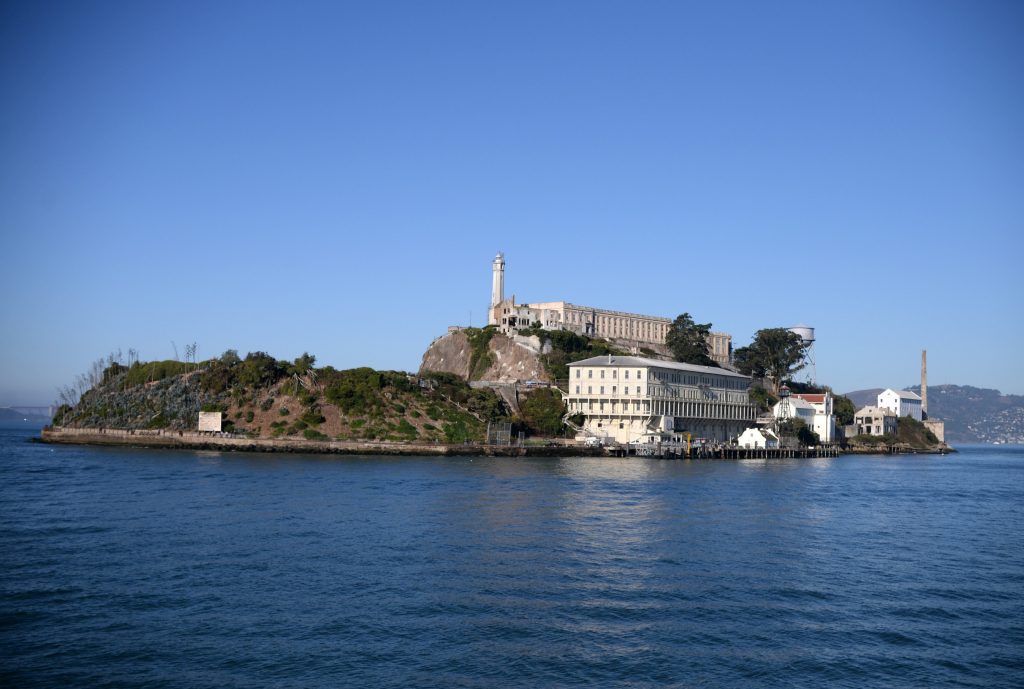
575,385 -> 643,395
650,371 -> 746,390
576,368 -> 645,380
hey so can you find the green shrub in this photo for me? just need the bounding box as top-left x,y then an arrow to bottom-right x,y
464,327 -> 498,380
260,397 -> 274,412
519,388 -> 566,436
323,367 -> 383,413
125,360 -> 191,387
396,419 -> 418,439
245,411 -> 255,423
279,407 -> 290,416
303,429 -> 328,441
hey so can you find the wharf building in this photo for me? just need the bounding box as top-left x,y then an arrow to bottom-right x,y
565,355 -> 757,444
487,252 -> 732,366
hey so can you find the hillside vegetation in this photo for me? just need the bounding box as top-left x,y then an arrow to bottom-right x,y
847,416 -> 941,450
53,352 -> 522,443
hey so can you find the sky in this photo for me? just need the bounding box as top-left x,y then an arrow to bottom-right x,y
1,0 -> 1022,405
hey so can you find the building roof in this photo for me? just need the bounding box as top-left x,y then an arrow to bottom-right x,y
856,405 -> 897,417
568,355 -> 749,379
775,397 -> 815,411
880,389 -> 921,401
792,393 -> 826,404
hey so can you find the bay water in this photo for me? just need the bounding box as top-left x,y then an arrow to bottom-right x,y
1,427 -> 1022,687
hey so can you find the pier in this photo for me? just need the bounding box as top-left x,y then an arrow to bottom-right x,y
608,443 -> 841,460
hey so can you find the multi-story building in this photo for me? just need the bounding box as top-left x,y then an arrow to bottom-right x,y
854,405 -> 898,436
565,355 -> 756,444
487,253 -> 732,365
877,389 -> 923,421
771,392 -> 837,443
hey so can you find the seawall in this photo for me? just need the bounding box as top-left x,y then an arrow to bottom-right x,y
37,426 -> 590,457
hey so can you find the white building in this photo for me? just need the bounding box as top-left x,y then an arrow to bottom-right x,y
778,392 -> 837,443
737,427 -> 779,449
877,389 -> 922,421
488,254 -> 732,365
565,355 -> 756,444
854,405 -> 897,436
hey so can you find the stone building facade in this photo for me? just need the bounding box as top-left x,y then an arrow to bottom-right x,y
487,253 -> 732,365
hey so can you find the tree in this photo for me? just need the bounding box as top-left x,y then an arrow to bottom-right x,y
777,417 -> 820,447
833,394 -> 855,426
734,328 -> 807,393
519,388 -> 566,436
666,313 -> 715,366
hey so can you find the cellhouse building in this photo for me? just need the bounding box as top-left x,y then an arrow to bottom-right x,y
565,355 -> 757,444
487,252 -> 733,365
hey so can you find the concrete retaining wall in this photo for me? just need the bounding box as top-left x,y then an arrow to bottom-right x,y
38,426 -> 590,457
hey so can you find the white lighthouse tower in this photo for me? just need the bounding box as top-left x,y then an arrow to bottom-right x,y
489,252 -> 505,325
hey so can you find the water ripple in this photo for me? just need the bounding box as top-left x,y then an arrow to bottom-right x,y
1,430 -> 1022,688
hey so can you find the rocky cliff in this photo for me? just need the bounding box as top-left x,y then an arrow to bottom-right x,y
419,330 -> 552,383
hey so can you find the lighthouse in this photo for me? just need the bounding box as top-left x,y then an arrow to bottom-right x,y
489,252 -> 505,325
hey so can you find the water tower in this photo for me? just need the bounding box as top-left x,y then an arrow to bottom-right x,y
787,324 -> 816,386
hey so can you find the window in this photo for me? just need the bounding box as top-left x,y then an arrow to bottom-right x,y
588,370 -> 592,379
624,386 -> 629,395
575,386 -> 580,394
612,386 -> 616,394
637,370 -> 643,379
600,370 -> 605,379
612,370 -> 617,378
625,371 -> 630,380
600,386 -> 604,394
575,370 -> 580,378
587,386 -> 592,394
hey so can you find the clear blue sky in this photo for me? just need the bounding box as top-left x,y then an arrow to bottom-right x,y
1,0 -> 1022,405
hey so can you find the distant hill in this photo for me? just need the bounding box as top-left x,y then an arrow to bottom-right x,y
0,407 -> 52,429
844,389 -> 884,410
843,385 -> 1024,444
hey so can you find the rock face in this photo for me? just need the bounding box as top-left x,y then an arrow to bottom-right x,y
419,331 -> 474,379
419,331 -> 552,383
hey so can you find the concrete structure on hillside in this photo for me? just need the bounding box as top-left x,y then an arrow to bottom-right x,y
924,418 -> 946,443
737,427 -> 779,449
565,355 -> 756,444
878,389 -> 923,421
773,391 -> 837,443
198,411 -> 222,432
854,405 -> 897,436
488,254 -> 732,365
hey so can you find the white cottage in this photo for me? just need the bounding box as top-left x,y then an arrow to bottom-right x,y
737,427 -> 779,449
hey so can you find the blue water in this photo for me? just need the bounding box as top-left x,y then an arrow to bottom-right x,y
2,428 -> 1022,688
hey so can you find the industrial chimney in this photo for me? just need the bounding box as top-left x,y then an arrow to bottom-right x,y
921,350 -> 928,419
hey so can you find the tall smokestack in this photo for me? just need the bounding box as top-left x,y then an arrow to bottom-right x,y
921,349 -> 928,418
